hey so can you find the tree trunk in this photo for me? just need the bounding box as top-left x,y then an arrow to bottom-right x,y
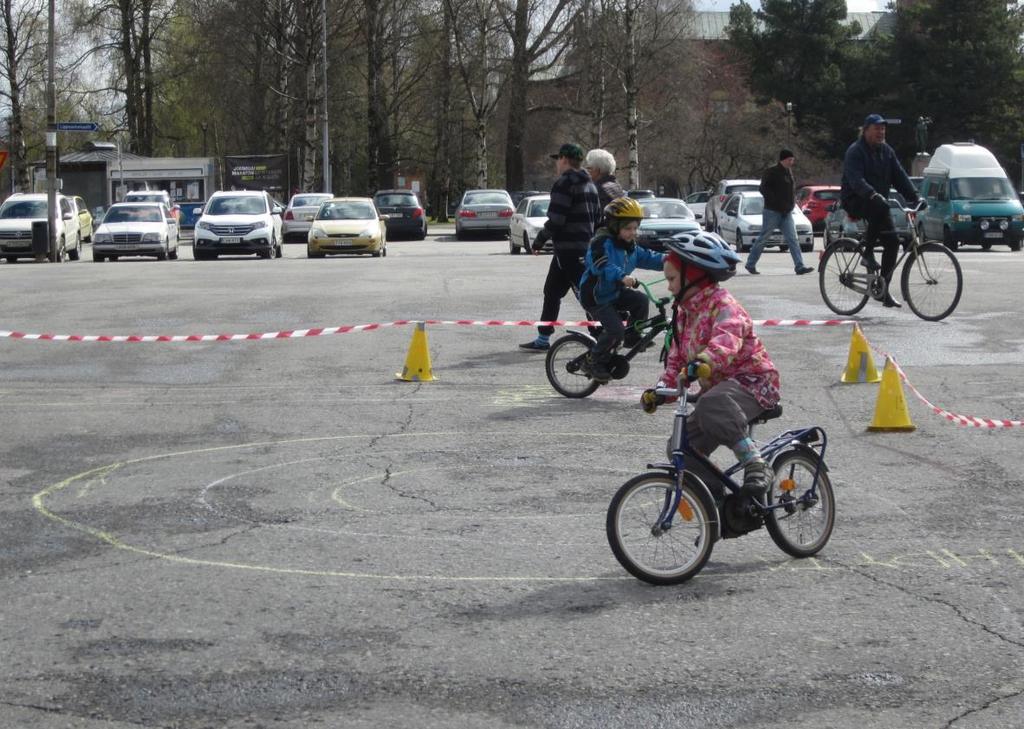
503,0 -> 529,192
364,0 -> 392,192
141,0 -> 154,155
1,0 -> 30,192
475,119 -> 488,188
428,0 -> 454,222
624,0 -> 640,189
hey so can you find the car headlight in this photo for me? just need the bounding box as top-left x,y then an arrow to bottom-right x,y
142,232 -> 162,242
309,226 -> 325,238
250,221 -> 268,232
1000,219 -> 1009,231
93,232 -> 112,243
359,227 -> 377,238
197,220 -> 213,230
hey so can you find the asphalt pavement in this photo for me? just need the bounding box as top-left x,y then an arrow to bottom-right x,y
1,229 -> 1022,728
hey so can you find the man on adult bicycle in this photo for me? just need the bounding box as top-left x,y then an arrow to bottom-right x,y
840,113 -> 923,308
579,197 -> 665,383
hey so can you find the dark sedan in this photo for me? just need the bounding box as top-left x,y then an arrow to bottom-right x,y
373,190 -> 427,240
635,198 -> 702,252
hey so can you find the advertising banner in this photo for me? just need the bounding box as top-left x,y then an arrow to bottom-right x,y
224,155 -> 286,191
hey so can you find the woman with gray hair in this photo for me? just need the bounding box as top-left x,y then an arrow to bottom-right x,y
584,149 -> 625,210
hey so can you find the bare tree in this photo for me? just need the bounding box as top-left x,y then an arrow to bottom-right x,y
0,0 -> 46,192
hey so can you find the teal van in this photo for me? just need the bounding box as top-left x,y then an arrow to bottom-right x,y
918,142 -> 1023,251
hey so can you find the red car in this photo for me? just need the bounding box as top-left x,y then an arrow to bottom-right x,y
796,185 -> 841,231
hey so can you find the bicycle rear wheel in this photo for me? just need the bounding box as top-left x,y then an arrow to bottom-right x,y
764,450 -> 835,558
606,472 -> 715,585
545,331 -> 600,398
900,242 -> 963,321
818,238 -> 870,316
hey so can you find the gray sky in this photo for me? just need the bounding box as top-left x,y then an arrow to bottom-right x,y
696,0 -> 886,10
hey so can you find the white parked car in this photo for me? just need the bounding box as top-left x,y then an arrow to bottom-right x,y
508,194 -> 550,254
0,192 -> 82,262
684,190 -> 712,226
124,189 -> 180,223
92,202 -> 180,262
193,190 -> 284,260
717,191 -> 814,253
705,178 -> 760,233
283,192 -> 334,242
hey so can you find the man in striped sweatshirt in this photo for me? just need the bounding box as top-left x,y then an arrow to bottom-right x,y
520,143 -> 602,351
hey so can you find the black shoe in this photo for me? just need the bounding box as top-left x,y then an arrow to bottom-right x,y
882,293 -> 902,308
795,266 -> 814,275
589,359 -> 613,383
745,265 -> 760,275
519,340 -> 550,351
740,460 -> 772,498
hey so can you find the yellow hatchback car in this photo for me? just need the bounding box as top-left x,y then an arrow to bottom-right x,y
307,197 -> 388,258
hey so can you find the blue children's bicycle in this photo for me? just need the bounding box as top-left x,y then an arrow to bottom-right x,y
606,369 -> 835,585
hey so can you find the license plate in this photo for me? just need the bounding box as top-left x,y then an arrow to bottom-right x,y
479,211 -> 497,218
220,236 -> 241,244
117,243 -> 136,249
984,232 -> 1003,238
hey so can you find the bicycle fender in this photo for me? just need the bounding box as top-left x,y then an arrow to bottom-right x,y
558,329 -> 597,346
682,470 -> 722,543
768,444 -> 829,472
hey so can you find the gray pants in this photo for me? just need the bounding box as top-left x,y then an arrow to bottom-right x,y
685,380 -> 765,456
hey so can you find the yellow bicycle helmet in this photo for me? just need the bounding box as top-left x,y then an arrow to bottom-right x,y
604,197 -> 644,235
604,197 -> 645,221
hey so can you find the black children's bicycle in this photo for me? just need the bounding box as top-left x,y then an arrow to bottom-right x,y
606,368 -> 835,585
544,280 -> 672,398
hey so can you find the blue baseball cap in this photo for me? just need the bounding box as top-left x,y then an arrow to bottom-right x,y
863,113 -> 888,127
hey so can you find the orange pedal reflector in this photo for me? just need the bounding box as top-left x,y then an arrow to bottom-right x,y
677,500 -> 694,521
779,478 -> 796,492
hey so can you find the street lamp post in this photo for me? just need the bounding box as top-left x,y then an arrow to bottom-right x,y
45,0 -> 57,261
785,102 -> 795,137
201,122 -> 208,157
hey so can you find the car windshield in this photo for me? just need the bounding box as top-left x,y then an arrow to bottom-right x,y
463,192 -> 510,206
815,190 -> 840,200
126,194 -> 167,203
641,200 -> 693,220
740,197 -> 764,215
104,206 -> 164,223
318,202 -> 375,220
207,196 -> 267,215
292,194 -> 332,208
376,194 -> 417,207
527,200 -> 550,217
0,200 -> 47,218
950,177 -> 1015,201
727,184 -> 759,195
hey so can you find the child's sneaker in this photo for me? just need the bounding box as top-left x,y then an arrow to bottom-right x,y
740,460 -> 773,498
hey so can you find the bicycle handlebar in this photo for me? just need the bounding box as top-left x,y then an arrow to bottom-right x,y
635,278 -> 671,306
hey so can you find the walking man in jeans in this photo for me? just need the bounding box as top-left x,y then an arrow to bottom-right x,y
744,149 -> 814,276
520,143 -> 601,351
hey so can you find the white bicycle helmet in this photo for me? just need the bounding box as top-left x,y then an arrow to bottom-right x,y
664,231 -> 741,282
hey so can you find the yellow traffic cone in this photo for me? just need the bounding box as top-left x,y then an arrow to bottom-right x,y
841,324 -> 880,383
867,357 -> 915,432
396,322 -> 435,382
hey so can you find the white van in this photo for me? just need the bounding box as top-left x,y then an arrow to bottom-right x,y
918,142 -> 1024,251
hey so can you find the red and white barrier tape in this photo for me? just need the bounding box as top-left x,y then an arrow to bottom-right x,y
864,339 -> 1024,429
0,318 -> 854,343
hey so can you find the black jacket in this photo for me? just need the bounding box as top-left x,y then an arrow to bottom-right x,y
543,167 -> 601,253
594,174 -> 625,210
759,163 -> 795,214
841,137 -> 918,207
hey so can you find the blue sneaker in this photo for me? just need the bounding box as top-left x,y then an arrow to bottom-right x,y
519,339 -> 549,351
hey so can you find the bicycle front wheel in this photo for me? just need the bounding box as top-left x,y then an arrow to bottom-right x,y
818,238 -> 870,316
900,242 -> 963,321
764,450 -> 835,558
545,332 -> 600,398
606,472 -> 715,585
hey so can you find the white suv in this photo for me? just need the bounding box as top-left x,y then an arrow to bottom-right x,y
0,192 -> 82,262
193,190 -> 284,260
705,178 -> 760,233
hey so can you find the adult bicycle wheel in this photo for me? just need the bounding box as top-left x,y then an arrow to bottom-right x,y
545,331 -> 600,398
606,472 -> 715,585
764,450 -> 835,558
900,242 -> 963,321
818,238 -> 870,316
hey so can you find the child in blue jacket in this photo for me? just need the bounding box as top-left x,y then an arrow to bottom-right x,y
579,197 -> 664,382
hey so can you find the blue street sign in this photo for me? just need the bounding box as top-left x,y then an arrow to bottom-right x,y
55,122 -> 100,132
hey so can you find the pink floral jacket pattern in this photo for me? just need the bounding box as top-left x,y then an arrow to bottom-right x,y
661,285 -> 780,409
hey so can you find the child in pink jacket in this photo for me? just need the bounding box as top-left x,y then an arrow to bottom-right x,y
647,232 -> 780,497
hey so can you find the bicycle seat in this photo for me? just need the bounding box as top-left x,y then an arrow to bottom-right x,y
749,404 -> 783,425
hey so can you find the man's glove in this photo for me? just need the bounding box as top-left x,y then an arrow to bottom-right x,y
531,228 -> 551,253
870,191 -> 887,204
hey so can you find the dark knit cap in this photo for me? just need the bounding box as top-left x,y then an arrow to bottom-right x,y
779,148 -> 795,161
